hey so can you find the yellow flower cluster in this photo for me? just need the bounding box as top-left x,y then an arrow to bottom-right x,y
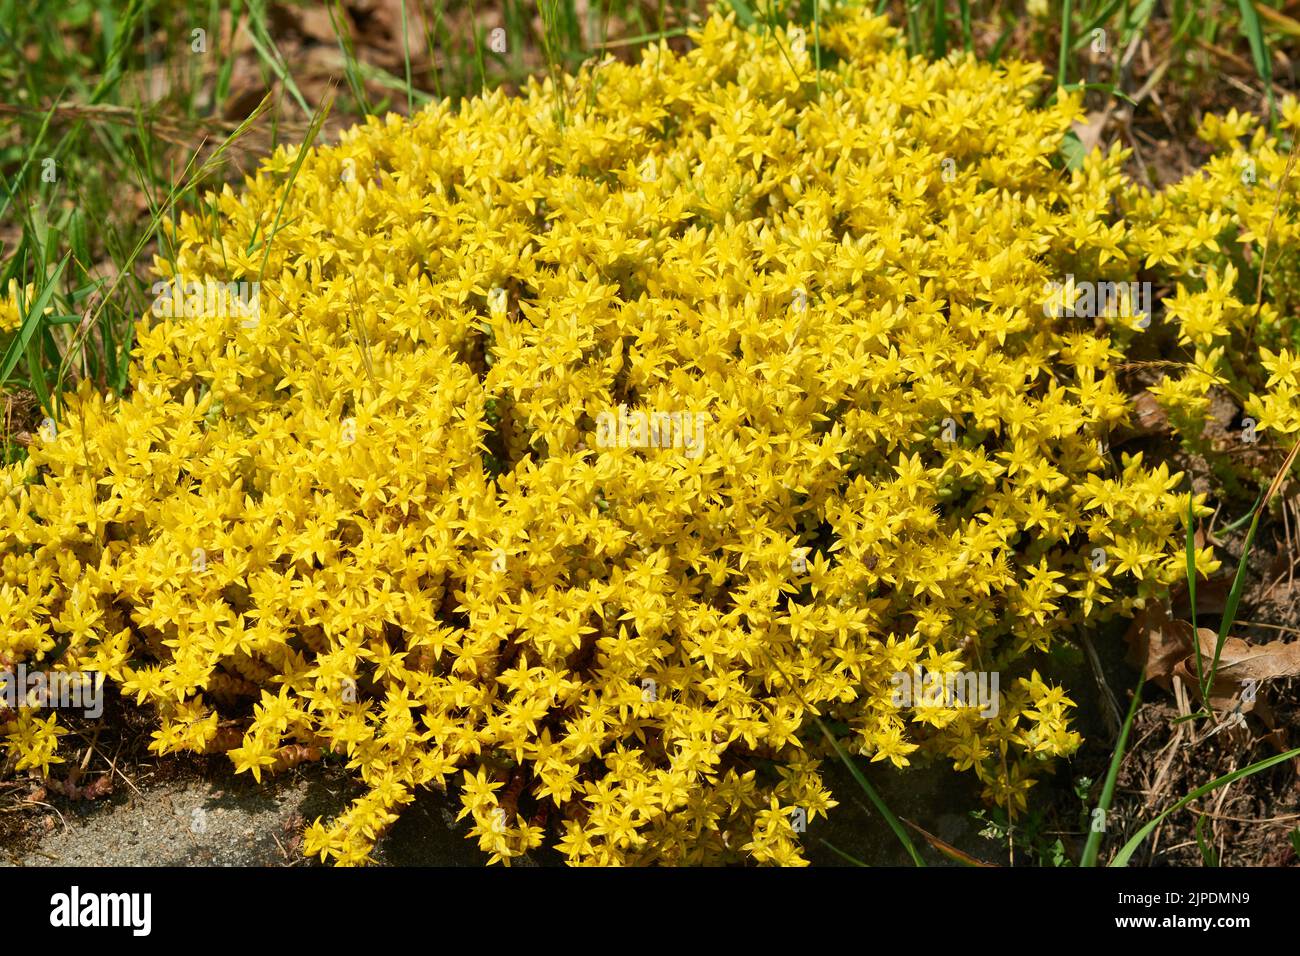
1121,104 -> 1300,467
1,6 -> 1217,865
0,280 -> 46,334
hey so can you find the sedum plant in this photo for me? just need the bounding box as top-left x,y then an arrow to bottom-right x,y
0,6 -> 1225,865
1122,104 -> 1300,479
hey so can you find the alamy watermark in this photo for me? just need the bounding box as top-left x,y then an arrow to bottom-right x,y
49,886 -> 151,936
151,276 -> 261,327
1,665 -> 103,718
1042,275 -> 1151,327
594,405 -> 710,459
890,668 -> 1000,718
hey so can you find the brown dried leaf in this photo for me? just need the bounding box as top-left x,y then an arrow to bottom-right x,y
1160,628 -> 1300,711
1123,602 -> 1191,690
1130,390 -> 1170,435
268,2 -> 338,45
1170,575 -> 1231,619
1071,110 -> 1110,156
1170,631 -> 1249,711
1186,628 -> 1300,684
79,775 -> 114,801
1122,603 -> 1298,711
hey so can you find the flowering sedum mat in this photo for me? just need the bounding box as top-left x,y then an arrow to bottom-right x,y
3,5 -> 1298,865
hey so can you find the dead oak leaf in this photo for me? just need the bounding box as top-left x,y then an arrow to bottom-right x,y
1123,601 -> 1191,691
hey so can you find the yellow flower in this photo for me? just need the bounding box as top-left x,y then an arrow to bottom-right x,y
0,5 -> 1250,867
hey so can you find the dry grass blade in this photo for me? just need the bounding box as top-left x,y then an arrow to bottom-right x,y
902,818 -> 995,866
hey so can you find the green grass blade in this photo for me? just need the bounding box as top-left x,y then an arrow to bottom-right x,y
1205,506 -> 1259,705
56,97 -> 274,393
931,0 -> 947,57
725,0 -> 756,28
244,0 -> 312,116
819,838 -> 869,866
1197,436 -> 1300,709
1057,81 -> 1136,106
256,92 -> 334,280
1202,426 -> 1297,710
399,0 -> 415,115
327,0 -> 372,115
1236,0 -> 1275,117
215,0 -> 246,108
1058,0 -> 1073,90
25,322 -> 54,414
1187,493 -> 1206,703
813,0 -> 823,88
1073,0 -> 1126,50
1219,489 -> 1266,534
987,21 -> 1016,61
601,27 -> 690,48
1080,668 -> 1144,867
86,0 -> 143,105
1124,0 -> 1160,46
0,254 -> 68,389
0,93 -> 63,224
1194,813 -> 1219,866
814,716 -> 926,866
1111,746 -> 1300,866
